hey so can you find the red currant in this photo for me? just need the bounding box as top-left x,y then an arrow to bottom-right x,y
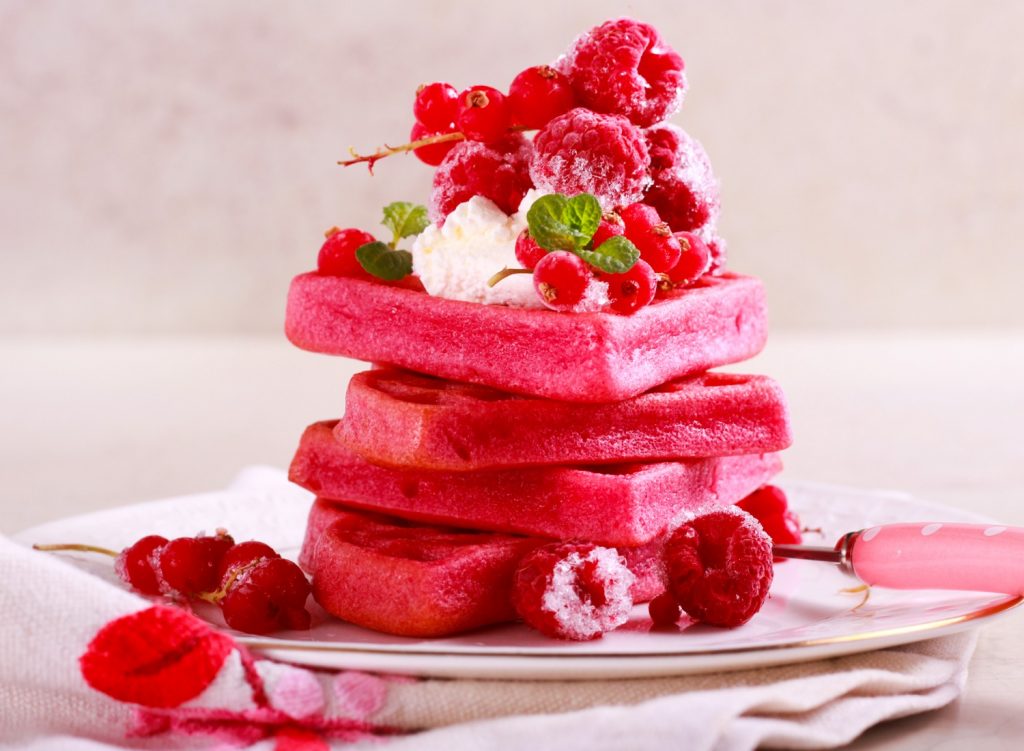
410,121 -> 458,166
533,251 -> 591,311
413,82 -> 458,130
507,65 -> 576,129
666,231 -> 711,285
456,85 -> 510,143
217,540 -> 279,585
737,485 -> 803,561
317,228 -> 376,279
648,591 -> 682,627
220,558 -> 312,634
514,230 -> 547,270
114,535 -> 167,595
599,258 -> 657,314
619,203 -> 682,273
158,532 -> 233,597
591,213 -> 625,248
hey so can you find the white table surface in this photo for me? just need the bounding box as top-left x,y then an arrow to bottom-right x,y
2,331 -> 1023,748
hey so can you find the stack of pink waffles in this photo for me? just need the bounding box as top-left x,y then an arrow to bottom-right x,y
284,17 -> 793,637
286,274 -> 791,637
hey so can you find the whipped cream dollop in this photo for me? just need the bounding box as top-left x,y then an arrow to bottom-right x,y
411,193 -> 547,308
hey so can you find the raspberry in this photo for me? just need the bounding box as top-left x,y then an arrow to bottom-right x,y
591,212 -> 625,247
737,485 -> 803,562
644,124 -> 720,233
619,202 -> 682,273
414,82 -> 458,131
705,235 -> 727,274
410,121 -> 458,166
455,85 -> 510,143
666,231 -> 711,285
317,228 -> 377,279
114,535 -> 168,596
664,507 -> 773,627
508,65 -> 576,129
648,591 -> 682,627
533,251 -> 591,311
512,542 -> 635,640
429,134 -> 533,221
515,229 -> 547,270
530,108 -> 650,210
560,19 -> 686,127
598,258 -> 656,315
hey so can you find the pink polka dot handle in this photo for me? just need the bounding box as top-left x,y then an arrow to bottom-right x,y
849,523 -> 1024,594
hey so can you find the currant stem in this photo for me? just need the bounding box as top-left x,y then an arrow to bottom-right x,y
339,131 -> 466,169
487,267 -> 533,288
34,543 -> 119,558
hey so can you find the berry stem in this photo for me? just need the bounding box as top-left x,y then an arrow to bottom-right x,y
339,131 -> 466,170
34,543 -> 119,558
339,125 -> 535,171
195,557 -> 268,606
487,267 -> 533,288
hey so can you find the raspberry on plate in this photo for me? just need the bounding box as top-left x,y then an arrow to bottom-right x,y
512,542 -> 635,640
429,135 -> 533,222
560,19 -> 686,127
737,484 -> 803,561
644,124 -> 720,234
664,507 -> 773,627
530,108 -> 650,210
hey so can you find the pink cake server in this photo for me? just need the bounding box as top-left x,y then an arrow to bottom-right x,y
774,522 -> 1024,594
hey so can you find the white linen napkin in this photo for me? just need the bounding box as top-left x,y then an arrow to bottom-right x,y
0,469 -> 978,750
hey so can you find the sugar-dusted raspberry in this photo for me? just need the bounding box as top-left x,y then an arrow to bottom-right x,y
429,134 -> 534,222
512,542 -> 635,640
664,507 -> 773,627
737,485 -> 802,562
530,108 -> 650,210
559,19 -> 686,127
644,124 -> 720,233
705,234 -> 727,274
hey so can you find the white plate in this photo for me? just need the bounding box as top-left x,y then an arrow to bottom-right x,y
17,471 -> 1022,680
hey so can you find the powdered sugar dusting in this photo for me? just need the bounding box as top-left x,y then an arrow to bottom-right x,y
644,123 -> 720,233
541,546 -> 635,640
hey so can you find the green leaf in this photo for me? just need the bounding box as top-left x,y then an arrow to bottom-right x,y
562,194 -> 602,243
577,235 -> 640,274
355,241 -> 413,281
381,202 -> 430,245
527,194 -> 576,252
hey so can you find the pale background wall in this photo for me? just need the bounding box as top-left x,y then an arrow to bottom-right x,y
2,0 -> 1023,334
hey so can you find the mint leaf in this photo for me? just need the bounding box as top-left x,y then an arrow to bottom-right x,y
527,194 -> 578,252
562,194 -> 602,243
381,202 -> 430,246
577,235 -> 640,274
355,241 -> 413,281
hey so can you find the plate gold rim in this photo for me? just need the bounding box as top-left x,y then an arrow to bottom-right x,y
239,594 -> 1023,660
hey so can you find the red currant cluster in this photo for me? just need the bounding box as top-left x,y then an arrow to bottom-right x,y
38,532 -> 311,635
408,67 -> 576,166
517,201 -> 712,315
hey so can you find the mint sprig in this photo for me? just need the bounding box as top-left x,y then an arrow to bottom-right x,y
355,241 -> 413,281
524,193 -> 639,274
577,234 -> 640,274
381,202 -> 430,246
356,201 -> 428,281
